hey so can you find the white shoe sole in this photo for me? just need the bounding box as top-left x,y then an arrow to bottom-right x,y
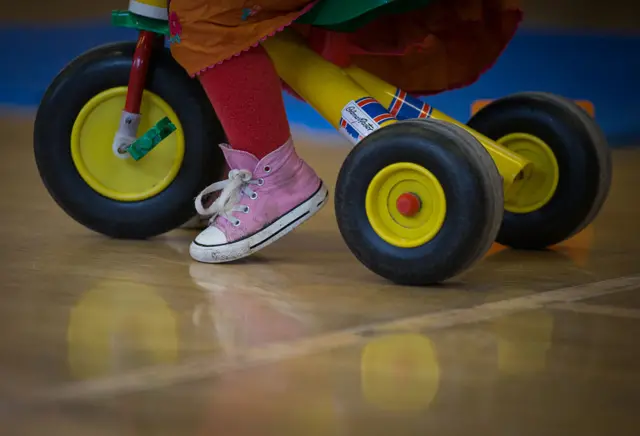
189,183 -> 329,263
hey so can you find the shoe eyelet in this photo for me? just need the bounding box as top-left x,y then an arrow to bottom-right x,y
243,206 -> 250,213
233,219 -> 241,227
264,165 -> 271,173
250,192 -> 258,200
257,178 -> 265,186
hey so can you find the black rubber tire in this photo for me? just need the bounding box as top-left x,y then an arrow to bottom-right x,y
34,42 -> 225,239
467,92 -> 612,249
335,119 -> 504,286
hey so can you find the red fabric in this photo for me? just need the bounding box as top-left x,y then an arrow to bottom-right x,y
285,2 -> 522,99
198,45 -> 291,159
283,9 -> 522,102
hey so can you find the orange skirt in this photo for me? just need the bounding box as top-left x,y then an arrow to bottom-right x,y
169,0 -> 522,95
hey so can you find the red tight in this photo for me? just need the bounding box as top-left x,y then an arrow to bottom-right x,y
198,45 -> 291,160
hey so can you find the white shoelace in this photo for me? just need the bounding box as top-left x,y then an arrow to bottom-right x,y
194,169 -> 261,226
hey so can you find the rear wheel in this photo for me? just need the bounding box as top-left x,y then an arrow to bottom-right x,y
468,92 -> 612,249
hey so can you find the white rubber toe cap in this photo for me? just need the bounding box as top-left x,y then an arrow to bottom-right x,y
193,226 -> 228,246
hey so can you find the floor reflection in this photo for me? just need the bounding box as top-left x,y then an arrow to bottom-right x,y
360,333 -> 440,412
67,280 -> 179,379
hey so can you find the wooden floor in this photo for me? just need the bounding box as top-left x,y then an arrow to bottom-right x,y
2,113 -> 640,435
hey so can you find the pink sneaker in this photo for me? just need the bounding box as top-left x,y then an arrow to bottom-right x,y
190,138 -> 329,263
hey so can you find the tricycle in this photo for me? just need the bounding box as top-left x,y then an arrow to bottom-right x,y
34,0 -> 611,285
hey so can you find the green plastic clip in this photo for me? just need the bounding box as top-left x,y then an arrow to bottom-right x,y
127,117 -> 177,161
111,10 -> 170,36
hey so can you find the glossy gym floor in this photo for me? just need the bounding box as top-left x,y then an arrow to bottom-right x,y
3,0 -> 640,433
1,110 -> 640,435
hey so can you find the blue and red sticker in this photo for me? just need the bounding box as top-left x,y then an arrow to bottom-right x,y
388,89 -> 432,120
339,97 -> 395,144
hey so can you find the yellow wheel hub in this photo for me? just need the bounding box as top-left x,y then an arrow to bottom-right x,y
365,162 -> 447,248
71,87 -> 185,202
499,133 -> 559,214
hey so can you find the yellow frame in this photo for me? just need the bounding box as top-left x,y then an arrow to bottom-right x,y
262,29 -> 533,200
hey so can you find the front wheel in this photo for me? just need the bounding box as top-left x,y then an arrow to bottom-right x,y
34,42 -> 226,239
468,92 -> 612,249
335,119 -> 504,285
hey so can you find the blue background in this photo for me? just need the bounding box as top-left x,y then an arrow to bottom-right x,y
2,21 -> 639,145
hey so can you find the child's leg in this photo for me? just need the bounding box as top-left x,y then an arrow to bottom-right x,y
198,45 -> 290,159
182,45 -> 287,230
190,45 -> 329,264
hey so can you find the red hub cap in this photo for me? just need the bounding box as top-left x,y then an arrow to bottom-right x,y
396,193 -> 422,217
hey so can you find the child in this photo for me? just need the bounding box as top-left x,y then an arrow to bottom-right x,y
168,0 -> 522,264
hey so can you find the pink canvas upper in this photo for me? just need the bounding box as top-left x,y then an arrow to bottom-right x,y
213,138 -> 321,242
